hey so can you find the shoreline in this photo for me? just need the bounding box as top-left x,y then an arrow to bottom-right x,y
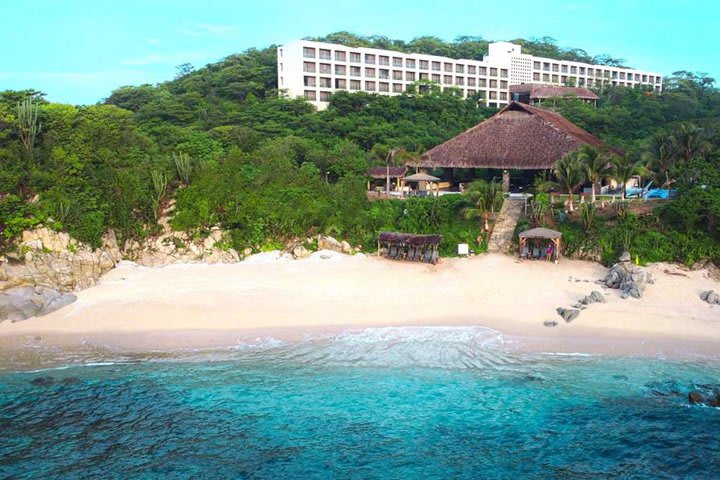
0,253 -> 718,366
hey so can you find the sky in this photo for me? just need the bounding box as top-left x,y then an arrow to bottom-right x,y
0,0 -> 717,105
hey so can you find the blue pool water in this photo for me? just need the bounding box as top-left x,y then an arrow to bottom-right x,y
1,327 -> 719,479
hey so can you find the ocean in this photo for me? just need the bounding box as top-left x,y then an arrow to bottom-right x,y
1,326 -> 719,479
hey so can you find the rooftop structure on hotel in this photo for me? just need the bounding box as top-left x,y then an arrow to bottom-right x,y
277,40 -> 663,109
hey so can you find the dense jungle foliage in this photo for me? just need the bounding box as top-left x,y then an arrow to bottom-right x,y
0,33 -> 718,263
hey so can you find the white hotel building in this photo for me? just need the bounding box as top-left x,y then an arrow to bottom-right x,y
277,40 -> 662,109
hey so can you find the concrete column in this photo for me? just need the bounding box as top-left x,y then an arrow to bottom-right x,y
502,170 -> 510,193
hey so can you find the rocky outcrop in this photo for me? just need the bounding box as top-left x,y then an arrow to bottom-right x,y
0,285 -> 76,322
600,259 -> 654,299
700,290 -> 720,305
124,227 -> 241,267
688,390 -> 720,407
557,307 -> 580,323
1,227 -> 122,292
574,290 -> 606,308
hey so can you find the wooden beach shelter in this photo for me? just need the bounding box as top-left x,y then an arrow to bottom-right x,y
367,166 -> 408,192
518,227 -> 562,261
415,102 -> 616,191
403,172 -> 441,196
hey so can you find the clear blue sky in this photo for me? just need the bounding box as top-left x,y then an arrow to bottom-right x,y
0,0 -> 717,105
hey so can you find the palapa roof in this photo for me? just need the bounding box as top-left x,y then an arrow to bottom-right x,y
403,172 -> 441,182
367,166 -> 408,179
518,227 -> 562,239
378,232 -> 443,245
510,83 -> 599,101
416,102 -> 613,170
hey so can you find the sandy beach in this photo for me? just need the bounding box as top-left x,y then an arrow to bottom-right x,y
1,253 -> 718,358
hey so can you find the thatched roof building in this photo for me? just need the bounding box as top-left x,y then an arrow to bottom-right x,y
367,166 -> 407,179
416,102 -> 614,170
509,84 -> 599,105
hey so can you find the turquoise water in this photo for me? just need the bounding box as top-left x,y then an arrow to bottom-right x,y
1,327 -> 719,479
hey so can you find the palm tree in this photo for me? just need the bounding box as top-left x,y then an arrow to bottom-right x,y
579,145 -> 612,204
672,122 -> 709,163
462,180 -> 504,231
553,151 -> 586,212
611,154 -> 644,200
644,132 -> 677,187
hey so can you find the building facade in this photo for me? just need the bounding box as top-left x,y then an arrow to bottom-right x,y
277,40 -> 662,110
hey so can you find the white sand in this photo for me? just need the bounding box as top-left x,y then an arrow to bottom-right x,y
1,254 -> 718,357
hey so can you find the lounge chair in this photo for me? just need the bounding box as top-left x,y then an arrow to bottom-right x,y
389,245 -> 399,259
532,247 -> 540,259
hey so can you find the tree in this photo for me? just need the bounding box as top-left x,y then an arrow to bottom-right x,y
672,122 -> 710,163
17,98 -> 42,161
579,145 -> 612,204
553,151 -> 586,211
462,179 -> 504,231
611,154 -> 644,200
644,132 -> 677,187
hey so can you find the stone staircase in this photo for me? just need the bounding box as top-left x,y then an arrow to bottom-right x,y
487,198 -> 525,254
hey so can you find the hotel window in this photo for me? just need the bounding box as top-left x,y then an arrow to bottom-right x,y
365,54 -> 375,65
468,77 -> 476,86
420,60 -> 429,70
444,62 -> 453,72
635,74 -> 641,81
335,79 -> 346,89
500,69 -> 508,78
467,89 -> 476,96
489,79 -> 497,88
350,66 -> 361,77
656,77 -> 661,84
456,64 -> 464,73
479,67 -> 487,75
467,65 -> 476,74
642,74 -> 648,82
319,49 -> 331,60
489,91 -> 497,100
392,83 -> 403,93
379,69 -> 389,79
612,71 -> 618,79
349,80 -> 361,90
365,67 -> 376,77
393,70 -> 403,80
432,61 -> 441,71
303,76 -> 316,87
393,57 -> 403,67
596,70 -> 603,78
278,48 -> 283,57
350,52 -> 361,63
443,75 -> 452,84
490,68 -> 498,76
304,90 -> 316,100
303,62 -> 315,73
561,65 -> 568,73
365,81 -> 376,91
335,65 -> 346,75
406,59 -> 416,69
578,78 -> 585,86
319,63 -> 331,74
319,77 -> 331,88
587,68 -> 594,76
419,73 -> 428,80
551,75 -> 558,83
561,75 -> 568,83
587,79 -> 594,86
570,66 -> 577,74
303,47 -> 316,58
500,80 -> 507,89
619,72 -> 626,79
499,92 -> 507,100
335,51 -> 346,62
319,91 -> 331,101
579,67 -> 586,75
533,61 -> 541,69
432,74 -> 441,82
406,72 -> 415,81
379,82 -> 389,92
478,79 -> 487,87
552,64 -> 559,72
542,74 -> 550,81
543,62 -> 550,71
379,55 -> 389,66
455,77 -> 464,86
533,73 -> 540,81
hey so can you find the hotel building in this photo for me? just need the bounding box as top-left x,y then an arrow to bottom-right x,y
277,40 -> 662,109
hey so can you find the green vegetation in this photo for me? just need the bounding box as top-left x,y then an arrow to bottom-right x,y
0,32 -> 718,265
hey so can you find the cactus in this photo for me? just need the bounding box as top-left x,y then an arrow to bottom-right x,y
151,170 -> 168,220
17,98 -> 42,160
173,151 -> 192,185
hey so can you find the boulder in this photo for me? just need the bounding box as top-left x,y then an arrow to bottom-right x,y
318,235 -> 343,252
557,307 -> 580,323
601,262 -> 653,299
700,290 -> 720,305
0,286 -> 76,323
30,376 -> 55,387
688,391 -> 705,405
543,320 -> 558,327
292,245 -> 311,259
